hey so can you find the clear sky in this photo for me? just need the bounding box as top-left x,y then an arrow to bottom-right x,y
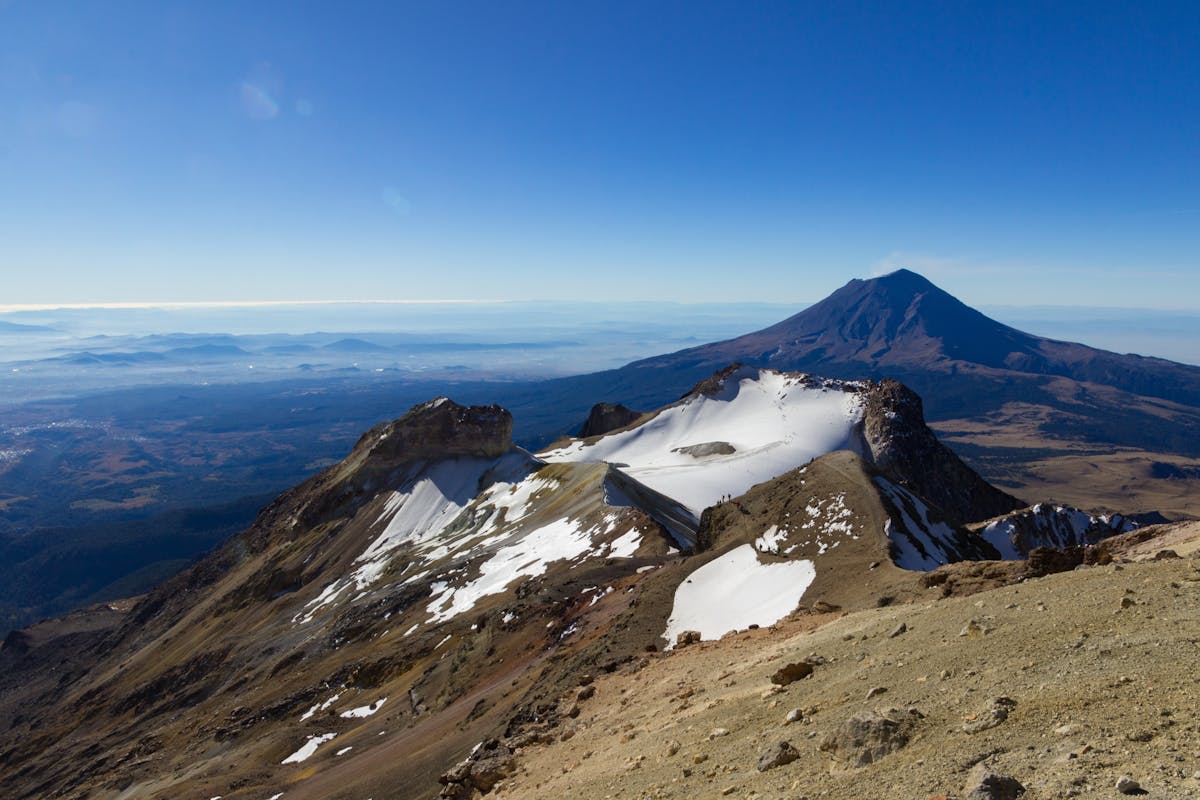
2,1 -> 1197,308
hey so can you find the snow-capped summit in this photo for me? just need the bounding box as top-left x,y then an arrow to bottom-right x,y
540,365 -> 867,515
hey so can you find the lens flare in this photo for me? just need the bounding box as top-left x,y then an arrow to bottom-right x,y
239,81 -> 279,120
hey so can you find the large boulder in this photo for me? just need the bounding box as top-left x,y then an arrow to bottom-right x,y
818,707 -> 922,768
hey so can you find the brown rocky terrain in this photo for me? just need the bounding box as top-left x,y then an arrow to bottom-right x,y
499,521 -> 1200,800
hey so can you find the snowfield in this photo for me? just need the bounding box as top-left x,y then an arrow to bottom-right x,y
662,544 -> 816,645
541,367 -> 865,514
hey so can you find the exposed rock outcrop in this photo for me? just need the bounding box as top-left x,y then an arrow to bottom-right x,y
861,379 -> 1023,525
579,402 -> 642,438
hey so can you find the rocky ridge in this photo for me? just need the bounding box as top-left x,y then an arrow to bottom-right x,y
0,369 -> 1153,800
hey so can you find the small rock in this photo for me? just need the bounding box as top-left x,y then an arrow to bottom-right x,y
665,740 -> 681,757
963,697 -> 1017,734
577,685 -> 596,701
963,763 -> 1026,799
1053,723 -> 1080,736
721,786 -> 736,796
785,708 -> 804,725
1116,775 -> 1145,794
771,662 -> 814,685
866,686 -> 889,700
960,619 -> 989,638
708,727 -> 730,740
1120,596 -> 1136,609
692,753 -> 708,764
675,630 -> 702,648
888,622 -> 907,638
757,740 -> 800,771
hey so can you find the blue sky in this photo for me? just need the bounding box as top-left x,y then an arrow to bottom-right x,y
1,1 -> 1197,307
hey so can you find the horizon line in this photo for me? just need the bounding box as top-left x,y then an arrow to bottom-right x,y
0,298 -> 817,314
0,298 -> 1195,315
0,299 -> 514,313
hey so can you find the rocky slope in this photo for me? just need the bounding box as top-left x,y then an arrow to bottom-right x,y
0,370 -> 1148,800
499,522 -> 1200,800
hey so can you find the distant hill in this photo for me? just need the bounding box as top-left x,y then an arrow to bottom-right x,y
322,338 -> 390,353
0,320 -> 54,334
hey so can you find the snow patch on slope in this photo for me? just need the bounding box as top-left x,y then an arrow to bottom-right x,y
751,492 -> 862,557
282,733 -> 337,764
541,368 -> 864,515
662,544 -> 815,646
874,478 -> 960,570
292,452 -> 539,624
426,513 -> 627,623
340,698 -> 386,719
979,503 -> 1137,559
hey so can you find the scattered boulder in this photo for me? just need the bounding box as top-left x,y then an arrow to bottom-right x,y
866,686 -> 888,700
1116,776 -> 1146,795
785,708 -> 804,724
676,631 -> 702,648
963,763 -> 1025,799
888,622 -> 907,638
757,740 -> 800,772
818,707 -> 922,767
438,740 -> 517,798
960,619 -> 989,638
963,697 -> 1017,734
771,661 -> 814,685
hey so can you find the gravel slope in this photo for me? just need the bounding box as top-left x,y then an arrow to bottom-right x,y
499,526 -> 1200,799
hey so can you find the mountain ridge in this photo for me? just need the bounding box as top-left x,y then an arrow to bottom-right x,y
0,367 -> 1075,800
